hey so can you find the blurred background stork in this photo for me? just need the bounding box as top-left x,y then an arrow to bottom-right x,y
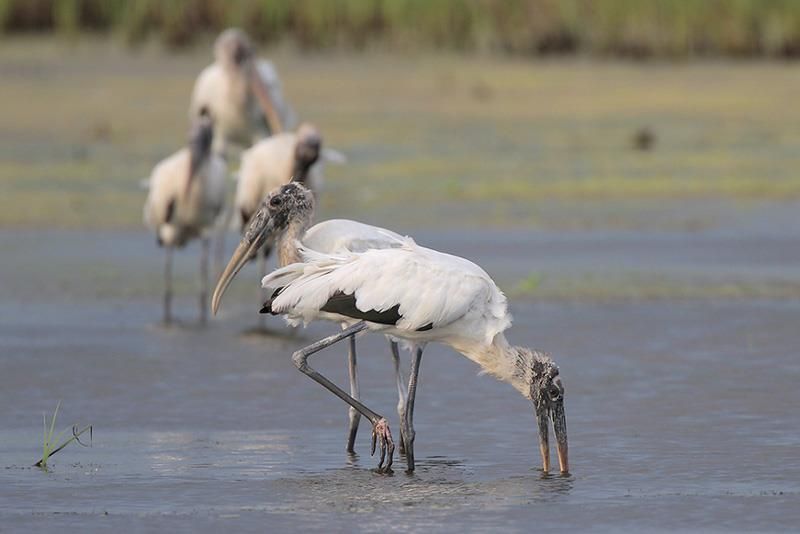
143,112 -> 226,325
190,27 -> 296,157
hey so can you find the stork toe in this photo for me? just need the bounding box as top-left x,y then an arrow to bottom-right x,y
371,418 -> 394,473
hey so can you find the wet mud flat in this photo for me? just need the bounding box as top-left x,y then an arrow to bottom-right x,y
1,229 -> 800,531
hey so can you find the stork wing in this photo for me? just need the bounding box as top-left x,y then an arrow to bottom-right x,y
301,219 -> 405,254
262,240 -> 510,341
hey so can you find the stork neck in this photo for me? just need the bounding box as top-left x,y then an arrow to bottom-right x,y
223,63 -> 249,108
292,157 -> 313,184
451,333 -> 534,398
276,216 -> 313,267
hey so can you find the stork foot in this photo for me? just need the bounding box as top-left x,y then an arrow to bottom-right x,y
370,418 -> 395,474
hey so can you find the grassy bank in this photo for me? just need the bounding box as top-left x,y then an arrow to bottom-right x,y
1,39 -> 800,231
2,0 -> 800,58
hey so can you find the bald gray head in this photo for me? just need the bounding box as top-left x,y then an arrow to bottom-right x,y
215,28 -> 255,70
264,182 -> 316,231
210,182 -> 315,315
189,109 -> 214,154
186,110 -> 215,195
514,348 -> 568,474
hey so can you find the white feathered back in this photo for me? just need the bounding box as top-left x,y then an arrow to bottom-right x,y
262,239 -> 511,345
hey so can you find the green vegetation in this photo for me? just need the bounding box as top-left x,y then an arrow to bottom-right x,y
1,40 -> 799,232
36,401 -> 92,469
2,0 -> 800,58
506,272 -> 800,300
513,271 -> 543,295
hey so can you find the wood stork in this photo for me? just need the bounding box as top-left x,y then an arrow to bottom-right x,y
143,112 -> 227,325
228,123 -> 323,327
235,123 -> 323,231
214,183 -> 421,466
211,184 -> 569,474
189,28 -> 297,156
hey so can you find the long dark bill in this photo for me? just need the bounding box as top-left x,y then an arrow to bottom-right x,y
186,111 -> 214,196
249,71 -> 283,135
537,407 -> 551,473
211,205 -> 274,315
551,400 -> 569,474
536,399 -> 569,474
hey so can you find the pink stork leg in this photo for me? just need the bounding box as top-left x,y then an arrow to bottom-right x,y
345,335 -> 361,453
390,341 -> 408,455
199,237 -> 210,326
292,321 -> 395,473
402,346 -> 424,472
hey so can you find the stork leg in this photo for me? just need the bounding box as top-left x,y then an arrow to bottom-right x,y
390,341 -> 408,455
257,252 -> 267,331
199,237 -> 210,326
345,335 -> 360,453
403,346 -> 424,472
292,321 -> 395,473
163,245 -> 173,325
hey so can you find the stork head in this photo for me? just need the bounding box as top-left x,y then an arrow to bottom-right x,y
522,350 -> 569,474
214,28 -> 283,135
211,183 -> 315,315
215,28 -> 255,69
293,123 -> 322,184
186,109 -> 215,195
189,108 -> 214,153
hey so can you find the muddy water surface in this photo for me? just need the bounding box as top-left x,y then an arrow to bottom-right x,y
2,230 -> 799,531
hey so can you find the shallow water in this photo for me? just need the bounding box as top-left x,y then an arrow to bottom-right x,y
2,230 -> 799,531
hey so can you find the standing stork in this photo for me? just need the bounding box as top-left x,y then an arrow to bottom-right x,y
232,124 -> 322,328
214,183 -> 423,467
211,184 -> 569,474
190,28 -> 297,156
143,112 -> 227,325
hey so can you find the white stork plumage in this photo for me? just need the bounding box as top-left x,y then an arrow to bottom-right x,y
211,184 -> 569,474
143,113 -> 227,325
235,123 -> 323,230
214,183 -> 421,465
189,28 -> 297,157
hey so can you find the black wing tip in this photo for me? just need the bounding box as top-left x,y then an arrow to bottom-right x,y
321,292 -> 402,326
260,288 -> 282,314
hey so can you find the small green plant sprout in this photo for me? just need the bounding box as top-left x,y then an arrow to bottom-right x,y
513,272 -> 543,296
35,401 -> 92,469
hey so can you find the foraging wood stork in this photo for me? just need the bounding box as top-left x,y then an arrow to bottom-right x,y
189,28 -> 297,156
143,112 -> 227,325
215,183 -> 421,466
212,184 -> 569,474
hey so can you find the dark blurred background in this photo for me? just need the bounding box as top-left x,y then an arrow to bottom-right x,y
3,0 -> 800,57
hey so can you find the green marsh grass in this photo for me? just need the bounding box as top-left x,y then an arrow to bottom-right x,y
3,0 -> 800,58
1,40 -> 800,236
36,401 -> 92,469
504,272 -> 800,301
